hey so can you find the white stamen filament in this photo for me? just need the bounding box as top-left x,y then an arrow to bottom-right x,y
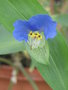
28,31 -> 45,49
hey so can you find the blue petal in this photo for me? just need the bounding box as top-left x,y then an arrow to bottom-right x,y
44,21 -> 57,40
13,20 -> 30,42
28,14 -> 52,30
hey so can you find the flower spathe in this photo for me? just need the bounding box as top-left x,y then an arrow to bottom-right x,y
13,14 -> 57,42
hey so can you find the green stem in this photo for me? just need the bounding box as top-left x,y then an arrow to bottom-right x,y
19,64 -> 38,90
0,57 -> 13,66
8,81 -> 14,90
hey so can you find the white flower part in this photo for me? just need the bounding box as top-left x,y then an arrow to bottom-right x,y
28,37 -> 41,49
11,76 -> 17,84
11,69 -> 18,84
12,69 -> 17,76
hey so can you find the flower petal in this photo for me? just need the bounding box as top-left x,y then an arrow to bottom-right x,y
28,14 -> 52,30
13,20 -> 30,42
44,21 -> 57,40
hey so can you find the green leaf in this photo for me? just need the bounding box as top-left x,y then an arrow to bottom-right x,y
26,40 -> 49,64
0,0 -> 47,32
54,14 -> 68,27
0,24 -> 25,54
0,0 -> 25,32
36,33 -> 68,90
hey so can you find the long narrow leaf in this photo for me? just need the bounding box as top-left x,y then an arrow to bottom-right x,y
36,33 -> 68,90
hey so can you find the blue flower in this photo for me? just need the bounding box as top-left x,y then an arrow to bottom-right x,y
13,14 -> 57,42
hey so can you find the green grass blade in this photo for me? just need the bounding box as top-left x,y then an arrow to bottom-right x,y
36,33 -> 68,90
0,24 -> 25,54
0,0 -> 47,32
54,14 -> 68,27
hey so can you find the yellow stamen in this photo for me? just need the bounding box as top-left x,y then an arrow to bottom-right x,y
37,35 -> 42,40
28,31 -> 32,36
32,32 -> 35,38
28,31 -> 42,40
35,32 -> 39,38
